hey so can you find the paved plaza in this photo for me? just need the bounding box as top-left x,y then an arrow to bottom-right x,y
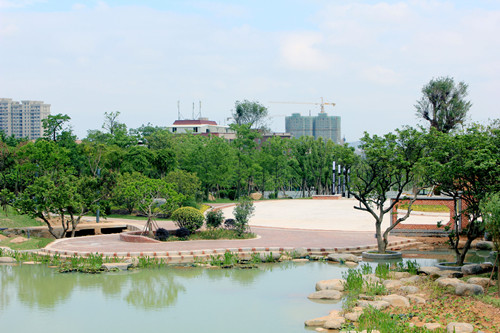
44,198 -> 420,256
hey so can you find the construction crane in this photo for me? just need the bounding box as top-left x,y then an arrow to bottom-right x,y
269,97 -> 335,114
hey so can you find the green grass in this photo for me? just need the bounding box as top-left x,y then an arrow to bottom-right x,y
0,236 -> 53,250
205,198 -> 237,204
0,207 -> 44,228
89,214 -> 173,221
398,204 -> 449,212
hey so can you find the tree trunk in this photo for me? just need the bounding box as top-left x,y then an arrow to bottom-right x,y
375,221 -> 387,253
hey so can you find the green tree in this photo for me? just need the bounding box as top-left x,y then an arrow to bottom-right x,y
347,128 -> 425,253
230,124 -> 261,198
233,197 -> 255,236
42,114 -> 71,141
232,100 -> 269,130
165,170 -> 201,201
415,77 -> 471,133
423,124 -> 500,265
481,192 -> 500,295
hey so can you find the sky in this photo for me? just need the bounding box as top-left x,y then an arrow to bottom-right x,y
1,0 -> 499,141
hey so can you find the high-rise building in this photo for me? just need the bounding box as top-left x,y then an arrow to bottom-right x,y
0,98 -> 51,140
285,112 -> 341,144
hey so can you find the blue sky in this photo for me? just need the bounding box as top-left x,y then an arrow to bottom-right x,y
1,0 -> 499,140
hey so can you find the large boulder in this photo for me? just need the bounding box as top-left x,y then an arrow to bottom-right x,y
0,257 -> 16,263
475,241 -> 494,251
315,279 -> 345,291
304,310 -> 340,327
407,294 -> 426,304
461,264 -> 490,275
344,307 -> 364,322
357,300 -> 390,310
436,277 -> 465,289
455,283 -> 484,296
294,247 -> 309,258
10,236 -> 28,244
0,234 -> 8,241
249,192 -> 262,200
399,286 -> 419,294
381,294 -> 410,308
102,263 -> 132,271
323,316 -> 346,329
383,280 -> 402,290
446,322 -> 473,333
400,275 -> 421,283
327,253 -> 360,263
308,290 -> 342,300
391,272 -> 411,279
466,277 -> 494,288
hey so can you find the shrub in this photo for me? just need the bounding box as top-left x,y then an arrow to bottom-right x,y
233,197 -> 255,236
171,207 -> 204,232
206,210 -> 224,229
181,197 -> 200,209
224,218 -> 236,230
175,227 -> 191,238
155,228 -> 169,241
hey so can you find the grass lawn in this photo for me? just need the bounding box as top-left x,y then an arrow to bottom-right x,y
166,229 -> 256,241
0,207 -> 44,228
398,204 -> 450,212
0,236 -> 53,250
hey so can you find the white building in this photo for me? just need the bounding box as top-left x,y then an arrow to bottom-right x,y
167,118 -> 235,139
0,98 -> 51,139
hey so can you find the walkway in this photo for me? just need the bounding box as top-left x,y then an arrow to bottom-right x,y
43,199 -> 416,258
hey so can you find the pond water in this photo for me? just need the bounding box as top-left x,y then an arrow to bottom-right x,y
0,252 -> 493,333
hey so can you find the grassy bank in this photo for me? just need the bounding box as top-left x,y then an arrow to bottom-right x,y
0,236 -> 53,250
0,207 -> 43,228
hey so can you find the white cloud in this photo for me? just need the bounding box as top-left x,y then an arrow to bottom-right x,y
361,65 -> 401,85
280,32 -> 330,71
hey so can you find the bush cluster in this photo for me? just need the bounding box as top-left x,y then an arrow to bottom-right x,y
206,210 -> 224,229
171,207 -> 204,232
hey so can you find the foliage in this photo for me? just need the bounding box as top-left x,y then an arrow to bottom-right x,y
224,218 -> 236,229
42,113 -> 71,141
165,169 -> 201,200
231,100 -> 269,130
375,263 -> 390,280
205,209 -> 224,229
187,229 -> 256,240
422,124 -> 500,265
175,227 -> 191,238
171,207 -> 204,232
481,192 -> 500,295
233,197 -> 255,236
347,127 -> 425,253
415,76 -> 471,133
155,228 -> 169,241
394,260 -> 420,275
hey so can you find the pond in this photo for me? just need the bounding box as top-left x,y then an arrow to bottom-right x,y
0,251 -> 492,333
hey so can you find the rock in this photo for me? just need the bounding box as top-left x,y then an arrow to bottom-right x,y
345,261 -> 358,268
476,241 -> 494,251
249,192 -> 262,200
400,275 -> 421,283
357,300 -> 390,310
407,294 -> 427,304
383,280 -> 402,290
461,264 -> 489,275
324,316 -> 346,329
315,328 -> 326,332
363,274 -> 381,284
294,247 -> 309,258
305,311 -> 340,327
315,279 -> 345,291
446,322 -> 474,333
466,277 -> 494,288
308,290 -> 342,300
399,286 -> 419,294
309,255 -> 325,261
455,283 -> 484,296
279,255 -> 292,261
0,257 -> 16,263
344,307 -> 363,322
292,258 -> 309,263
418,266 -> 441,275
424,323 -> 442,330
480,262 -> 494,272
391,271 -> 411,279
9,236 -> 28,244
0,234 -> 8,241
207,194 -> 216,201
327,253 -> 360,263
381,294 -> 410,308
102,262 -> 132,271
22,261 -> 41,265
436,277 -> 465,289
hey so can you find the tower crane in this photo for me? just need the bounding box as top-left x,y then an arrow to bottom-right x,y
269,97 -> 335,113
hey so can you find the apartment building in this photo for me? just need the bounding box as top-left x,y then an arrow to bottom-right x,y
0,98 -> 51,139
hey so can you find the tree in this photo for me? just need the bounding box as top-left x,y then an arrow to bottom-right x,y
347,128 -> 425,253
230,124 -> 261,198
481,192 -> 500,295
415,77 -> 471,133
233,197 -> 255,236
42,114 -> 71,141
423,124 -> 500,265
165,170 -> 201,201
232,100 -> 269,130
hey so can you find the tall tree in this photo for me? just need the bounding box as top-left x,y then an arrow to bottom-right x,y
42,114 -> 71,141
423,123 -> 500,265
347,128 -> 425,253
232,100 -> 269,130
415,77 -> 471,133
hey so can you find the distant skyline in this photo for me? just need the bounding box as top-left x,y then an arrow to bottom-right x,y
1,0 -> 499,141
